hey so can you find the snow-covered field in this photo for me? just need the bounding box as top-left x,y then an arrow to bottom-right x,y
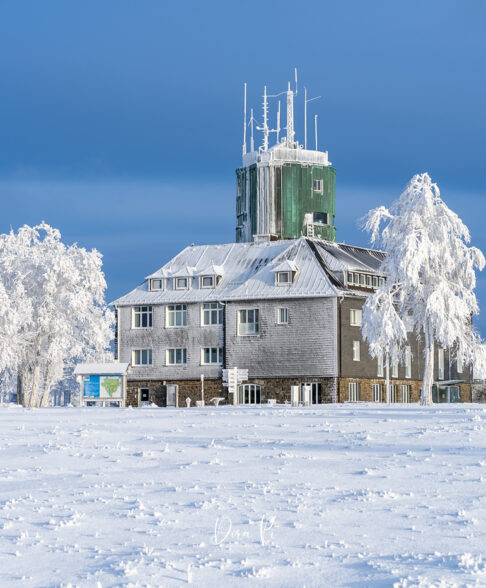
1,404 -> 486,587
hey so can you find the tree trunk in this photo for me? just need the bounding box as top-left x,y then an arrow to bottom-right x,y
385,353 -> 390,404
421,325 -> 435,406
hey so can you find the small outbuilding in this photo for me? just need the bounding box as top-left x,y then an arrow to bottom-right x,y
74,363 -> 130,407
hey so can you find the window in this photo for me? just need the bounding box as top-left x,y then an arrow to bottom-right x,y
348,382 -> 359,402
276,271 -> 291,285
372,383 -> 382,402
353,273 -> 359,285
352,341 -> 360,361
347,272 -> 353,284
372,276 -> 378,288
201,347 -> 223,365
377,354 -> 384,377
238,384 -> 261,404
313,212 -> 328,225
401,384 -> 410,403
276,307 -> 288,324
202,302 -> 223,325
175,277 -> 189,290
438,348 -> 444,380
132,349 -> 152,366
392,362 -> 398,378
313,179 -> 323,192
132,306 -> 153,328
360,274 -> 365,286
389,384 -> 398,403
457,354 -> 463,374
150,279 -> 163,291
379,277 -> 385,286
350,309 -> 362,326
200,275 -> 215,289
405,346 -> 411,379
238,309 -> 259,335
167,348 -> 187,365
366,275 -> 372,287
167,304 -> 187,327
140,388 -> 150,402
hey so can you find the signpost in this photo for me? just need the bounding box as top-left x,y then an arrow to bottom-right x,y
222,367 -> 248,405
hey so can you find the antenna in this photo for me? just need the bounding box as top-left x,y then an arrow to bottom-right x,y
304,88 -> 321,150
286,81 -> 295,146
242,83 -> 247,156
315,114 -> 318,151
256,86 -> 269,151
294,67 -> 298,96
276,100 -> 281,143
250,108 -> 255,152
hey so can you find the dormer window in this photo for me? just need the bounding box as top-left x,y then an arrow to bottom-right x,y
175,277 -> 189,290
276,271 -> 291,285
150,279 -> 163,291
200,275 -> 215,289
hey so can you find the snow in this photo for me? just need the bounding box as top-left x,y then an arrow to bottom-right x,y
1,404 -> 486,586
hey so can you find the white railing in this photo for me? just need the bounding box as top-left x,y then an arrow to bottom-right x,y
242,146 -> 330,167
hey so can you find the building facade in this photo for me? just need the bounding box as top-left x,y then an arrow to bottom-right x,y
112,238 -> 471,406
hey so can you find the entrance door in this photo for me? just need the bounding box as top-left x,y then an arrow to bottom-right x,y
301,382 -> 322,404
166,384 -> 178,407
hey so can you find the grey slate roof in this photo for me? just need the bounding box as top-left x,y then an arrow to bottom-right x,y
111,237 -> 386,307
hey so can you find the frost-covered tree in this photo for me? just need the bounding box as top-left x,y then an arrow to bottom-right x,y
0,223 -> 114,407
362,173 -> 484,405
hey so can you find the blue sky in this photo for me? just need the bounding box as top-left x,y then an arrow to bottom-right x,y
1,1 -> 486,331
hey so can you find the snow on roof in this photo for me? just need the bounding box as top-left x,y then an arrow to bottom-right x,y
271,259 -> 299,273
111,238 -> 385,306
73,363 -> 130,376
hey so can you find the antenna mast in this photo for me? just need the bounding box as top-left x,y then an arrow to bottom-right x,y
286,81 -> 295,147
304,88 -> 321,150
276,100 -> 281,143
250,108 -> 255,152
258,86 -> 269,151
242,83 -> 247,156
315,114 -> 318,151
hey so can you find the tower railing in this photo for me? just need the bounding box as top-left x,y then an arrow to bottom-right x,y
242,146 -> 330,167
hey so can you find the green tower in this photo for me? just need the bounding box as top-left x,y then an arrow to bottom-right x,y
235,79 -> 336,243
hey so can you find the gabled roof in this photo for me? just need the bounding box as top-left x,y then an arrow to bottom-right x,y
111,237 -> 385,307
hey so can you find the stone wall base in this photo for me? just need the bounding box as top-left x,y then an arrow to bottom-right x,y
126,377 -> 472,407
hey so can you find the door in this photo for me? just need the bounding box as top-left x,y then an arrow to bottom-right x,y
166,384 -> 178,407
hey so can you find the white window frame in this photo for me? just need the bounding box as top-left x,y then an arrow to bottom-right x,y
389,384 -> 398,403
352,340 -> 360,361
276,307 -> 288,324
201,302 -> 223,326
372,276 -> 378,288
132,349 -> 152,366
405,346 -> 412,379
200,275 -> 215,289
350,309 -> 362,327
166,348 -> 187,365
313,212 -> 328,225
174,277 -> 189,290
438,348 -> 445,380
238,308 -> 259,336
347,272 -> 354,284
132,306 -> 153,329
150,279 -> 163,291
201,347 -> 223,365
372,383 -> 382,402
400,384 -> 410,403
348,382 -> 359,402
167,304 -> 187,327
276,271 -> 292,286
313,179 -> 323,193
392,362 -> 398,378
377,354 -> 384,377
